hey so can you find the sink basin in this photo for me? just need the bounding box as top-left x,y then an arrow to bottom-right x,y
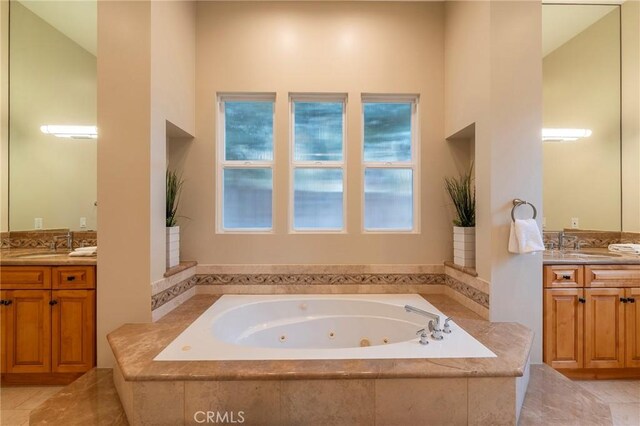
13,252 -> 70,259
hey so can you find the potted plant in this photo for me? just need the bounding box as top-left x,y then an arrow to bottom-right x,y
445,164 -> 476,268
166,169 -> 183,269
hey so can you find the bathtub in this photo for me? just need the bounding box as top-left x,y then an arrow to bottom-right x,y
155,294 -> 496,361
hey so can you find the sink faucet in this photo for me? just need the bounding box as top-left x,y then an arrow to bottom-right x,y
51,231 -> 74,252
558,231 -> 579,251
404,305 -> 451,341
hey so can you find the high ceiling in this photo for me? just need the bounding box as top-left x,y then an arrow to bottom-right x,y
542,4 -> 618,57
18,0 -> 96,56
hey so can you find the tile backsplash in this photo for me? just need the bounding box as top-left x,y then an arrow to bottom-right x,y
543,229 -> 640,248
0,230 -> 97,250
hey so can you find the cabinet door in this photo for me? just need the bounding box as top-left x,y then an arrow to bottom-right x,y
544,289 -> 584,368
625,288 -> 640,368
0,290 -> 7,373
51,290 -> 95,373
4,290 -> 51,373
585,288 -> 625,368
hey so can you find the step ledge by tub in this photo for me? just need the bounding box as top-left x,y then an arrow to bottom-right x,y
164,260 -> 197,278
443,261 -> 478,277
108,295 -> 533,382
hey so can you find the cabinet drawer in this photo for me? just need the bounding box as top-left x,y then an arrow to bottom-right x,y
0,266 -> 51,290
544,265 -> 584,288
585,266 -> 640,288
52,266 -> 95,289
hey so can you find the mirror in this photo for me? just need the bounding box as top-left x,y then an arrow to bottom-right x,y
543,3 -> 640,233
543,4 -> 622,232
8,0 -> 97,231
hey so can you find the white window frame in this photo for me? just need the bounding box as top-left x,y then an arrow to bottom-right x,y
216,93 -> 276,233
289,93 -> 348,233
361,94 -> 420,233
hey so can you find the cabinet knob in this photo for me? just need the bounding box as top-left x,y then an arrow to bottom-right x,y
628,297 -> 636,303
621,297 -> 628,303
49,300 -> 58,306
66,276 -> 76,281
3,299 -> 12,306
578,297 -> 586,304
561,275 -> 571,280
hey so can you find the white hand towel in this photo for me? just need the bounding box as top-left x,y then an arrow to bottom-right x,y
508,219 -> 545,254
69,247 -> 97,257
74,246 -> 97,252
608,244 -> 640,254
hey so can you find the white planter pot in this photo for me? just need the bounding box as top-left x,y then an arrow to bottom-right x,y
453,226 -> 475,268
166,226 -> 180,269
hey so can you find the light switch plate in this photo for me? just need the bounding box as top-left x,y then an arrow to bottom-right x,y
34,218 -> 43,229
80,217 -> 87,229
571,217 -> 579,229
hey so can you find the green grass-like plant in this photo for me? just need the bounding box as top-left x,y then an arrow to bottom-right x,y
166,169 -> 183,227
444,163 -> 476,227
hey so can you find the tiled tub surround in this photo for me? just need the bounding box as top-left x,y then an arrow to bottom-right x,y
0,229 -> 97,250
150,264 -> 491,321
111,294 -> 532,426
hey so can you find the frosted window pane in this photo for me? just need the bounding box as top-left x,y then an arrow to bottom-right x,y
294,102 -> 343,161
364,168 -> 413,230
364,103 -> 412,162
225,102 -> 273,161
294,168 -> 343,230
223,168 -> 272,229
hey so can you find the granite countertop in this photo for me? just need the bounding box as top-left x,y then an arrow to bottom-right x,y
543,247 -> 640,265
0,248 -> 97,266
108,294 -> 533,382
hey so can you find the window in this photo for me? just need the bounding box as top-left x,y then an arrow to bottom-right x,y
217,94 -> 275,232
362,95 -> 419,232
290,95 -> 346,231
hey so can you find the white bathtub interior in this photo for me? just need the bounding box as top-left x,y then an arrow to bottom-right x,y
155,294 -> 497,361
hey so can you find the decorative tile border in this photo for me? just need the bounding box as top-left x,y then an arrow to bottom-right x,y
444,275 -> 489,308
194,273 -> 446,286
542,230 -> 640,248
194,272 -> 489,309
151,275 -> 198,311
0,230 -> 97,249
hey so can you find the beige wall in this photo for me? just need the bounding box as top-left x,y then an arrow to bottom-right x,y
543,9 -> 621,232
182,1 -> 457,265
9,2 -> 97,231
622,0 -> 640,233
445,1 -> 543,363
97,0 -> 196,366
97,0 -> 153,366
1,1 -> 8,233
150,1 -> 196,281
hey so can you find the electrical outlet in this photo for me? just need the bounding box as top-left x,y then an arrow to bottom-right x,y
571,217 -> 579,229
80,217 -> 87,229
34,218 -> 43,229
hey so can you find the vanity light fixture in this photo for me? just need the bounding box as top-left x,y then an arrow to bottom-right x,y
542,128 -> 592,142
40,125 -> 98,139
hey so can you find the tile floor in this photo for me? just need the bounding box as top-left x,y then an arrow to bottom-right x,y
574,380 -> 640,426
0,386 -> 64,426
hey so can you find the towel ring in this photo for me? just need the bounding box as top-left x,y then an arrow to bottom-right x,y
511,199 -> 537,222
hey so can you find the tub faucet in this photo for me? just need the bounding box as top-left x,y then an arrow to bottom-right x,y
404,305 -> 450,341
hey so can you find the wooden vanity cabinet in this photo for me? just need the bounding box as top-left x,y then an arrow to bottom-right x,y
0,265 -> 96,383
543,264 -> 640,378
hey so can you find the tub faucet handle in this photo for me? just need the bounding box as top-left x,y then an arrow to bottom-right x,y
416,329 -> 429,345
443,318 -> 452,334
